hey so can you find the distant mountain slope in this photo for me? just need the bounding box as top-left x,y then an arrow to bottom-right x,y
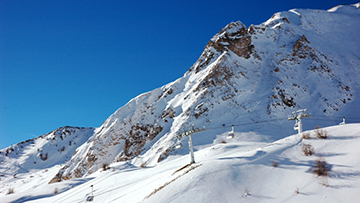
0,127 -> 94,180
49,3 -> 360,182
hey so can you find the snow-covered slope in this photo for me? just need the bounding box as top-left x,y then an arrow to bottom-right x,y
1,4 -> 360,202
0,127 -> 94,194
49,3 -> 360,182
2,123 -> 360,203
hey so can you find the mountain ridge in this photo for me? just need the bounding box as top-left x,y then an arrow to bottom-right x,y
1,3 -> 360,185
0,126 -> 94,183
49,3 -> 360,182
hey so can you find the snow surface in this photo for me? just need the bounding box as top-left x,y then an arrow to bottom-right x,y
0,127 -> 94,202
1,3 -> 360,203
1,124 -> 360,202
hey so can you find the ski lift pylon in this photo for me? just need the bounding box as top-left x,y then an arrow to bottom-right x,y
227,125 -> 235,139
86,185 -> 94,202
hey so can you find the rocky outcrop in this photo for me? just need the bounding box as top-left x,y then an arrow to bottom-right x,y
210,22 -> 254,59
292,35 -> 311,58
190,21 -> 254,74
119,124 -> 163,161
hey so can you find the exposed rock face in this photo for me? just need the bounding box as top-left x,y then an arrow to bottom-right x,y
292,35 -> 310,58
210,21 -> 254,59
50,4 -> 360,183
194,55 -> 235,92
190,21 -> 254,74
120,124 -> 163,161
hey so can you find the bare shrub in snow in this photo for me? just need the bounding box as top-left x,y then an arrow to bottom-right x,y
302,132 -> 311,139
312,157 -> 330,177
272,161 -> 278,167
6,188 -> 14,195
314,125 -> 328,139
140,161 -> 147,168
294,187 -> 300,194
302,144 -> 314,156
54,187 -> 59,194
221,140 -> 227,144
102,163 -> 110,171
312,157 -> 330,187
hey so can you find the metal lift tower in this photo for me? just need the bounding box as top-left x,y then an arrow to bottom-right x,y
175,124 -> 205,164
288,109 -> 311,134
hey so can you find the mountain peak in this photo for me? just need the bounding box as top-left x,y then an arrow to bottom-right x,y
209,21 -> 253,59
219,21 -> 246,35
189,21 -> 253,74
3,4 -> 359,185
50,4 -> 360,182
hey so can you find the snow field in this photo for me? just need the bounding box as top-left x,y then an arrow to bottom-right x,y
0,123 -> 357,203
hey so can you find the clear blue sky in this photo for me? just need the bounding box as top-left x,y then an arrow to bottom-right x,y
0,0 -> 356,149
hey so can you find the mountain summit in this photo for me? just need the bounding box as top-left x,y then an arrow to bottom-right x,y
1,4 -> 359,188
46,3 -> 360,182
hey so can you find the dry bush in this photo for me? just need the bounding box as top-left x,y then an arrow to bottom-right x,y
294,187 -> 299,194
220,140 -> 227,144
54,187 -> 59,194
312,157 -> 330,177
140,161 -> 147,168
102,163 -> 110,171
302,132 -> 311,139
302,144 -> 314,156
6,188 -> 14,195
314,125 -> 328,139
272,161 -> 278,167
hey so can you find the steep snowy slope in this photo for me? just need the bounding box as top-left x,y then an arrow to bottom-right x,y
50,3 -> 360,182
2,124 -> 359,203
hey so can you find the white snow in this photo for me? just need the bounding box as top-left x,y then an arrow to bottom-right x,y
1,3 -> 360,203
1,124 -> 360,202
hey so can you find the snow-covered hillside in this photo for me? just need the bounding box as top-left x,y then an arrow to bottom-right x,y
2,124 -> 360,202
0,127 -> 94,195
1,3 -> 360,203
50,3 -> 360,181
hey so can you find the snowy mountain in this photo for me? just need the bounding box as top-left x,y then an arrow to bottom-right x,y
50,3 -> 360,182
0,127 -> 94,198
0,126 -> 94,178
1,3 -> 360,202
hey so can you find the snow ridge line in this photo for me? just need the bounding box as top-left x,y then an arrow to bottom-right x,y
142,163 -> 202,201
